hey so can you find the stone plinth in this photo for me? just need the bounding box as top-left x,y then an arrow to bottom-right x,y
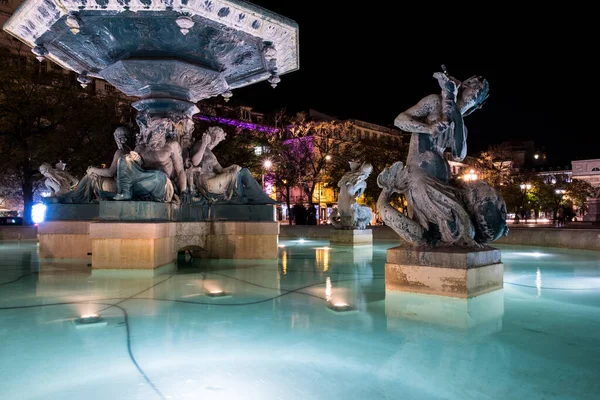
38,220 -> 94,259
100,201 -> 174,221
385,246 -> 503,298
90,222 -> 177,271
45,204 -> 99,220
179,203 -> 276,222
583,198 -> 600,222
330,229 -> 373,246
88,220 -> 279,273
204,221 -> 279,259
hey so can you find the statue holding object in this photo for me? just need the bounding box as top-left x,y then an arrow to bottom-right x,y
186,126 -> 276,205
39,163 -> 78,198
329,162 -> 373,230
377,66 -> 508,247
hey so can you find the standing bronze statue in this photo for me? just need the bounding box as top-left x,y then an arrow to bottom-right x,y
377,67 -> 508,247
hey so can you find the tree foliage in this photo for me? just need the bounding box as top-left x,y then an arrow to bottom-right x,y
0,41 -> 123,222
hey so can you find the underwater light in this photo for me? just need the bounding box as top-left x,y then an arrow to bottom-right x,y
297,238 -> 306,243
205,290 -> 230,298
31,203 -> 47,224
328,302 -> 355,313
73,314 -> 107,328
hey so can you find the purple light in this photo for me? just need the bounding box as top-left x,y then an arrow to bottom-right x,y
193,114 -> 280,133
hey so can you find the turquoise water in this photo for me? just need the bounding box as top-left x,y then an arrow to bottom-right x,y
1,239 -> 599,400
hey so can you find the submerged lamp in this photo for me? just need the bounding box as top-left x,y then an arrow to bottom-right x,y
205,290 -> 230,298
328,302 -> 355,313
73,314 -> 107,328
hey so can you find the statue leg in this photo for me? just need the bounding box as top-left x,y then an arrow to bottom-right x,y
238,168 -> 277,204
377,188 -> 427,246
459,181 -> 508,243
114,157 -> 133,201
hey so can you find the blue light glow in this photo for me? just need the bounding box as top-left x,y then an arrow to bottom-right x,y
31,203 -> 47,224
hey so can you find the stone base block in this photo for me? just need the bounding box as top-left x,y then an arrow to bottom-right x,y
179,203 -> 276,222
38,221 -> 94,259
45,204 -> 99,220
90,222 -> 176,270
204,221 -> 280,259
100,201 -> 174,221
583,198 -> 600,222
385,289 -> 504,335
330,229 -> 372,246
385,246 -> 503,298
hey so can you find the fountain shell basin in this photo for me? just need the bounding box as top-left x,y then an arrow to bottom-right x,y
3,0 -> 299,102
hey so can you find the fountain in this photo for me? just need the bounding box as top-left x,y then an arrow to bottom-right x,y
377,67 -> 508,298
4,0 -> 299,272
328,161 -> 374,246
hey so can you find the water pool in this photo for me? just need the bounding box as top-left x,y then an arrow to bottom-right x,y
1,239 -> 599,400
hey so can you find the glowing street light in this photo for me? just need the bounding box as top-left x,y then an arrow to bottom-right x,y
463,169 -> 478,181
262,159 -> 272,191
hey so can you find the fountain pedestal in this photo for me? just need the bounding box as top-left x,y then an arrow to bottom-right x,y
38,220 -> 94,259
385,246 -> 503,298
330,229 -> 373,246
89,220 -> 279,274
583,198 -> 600,222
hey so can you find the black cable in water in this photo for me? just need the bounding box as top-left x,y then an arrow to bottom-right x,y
110,303 -> 166,400
0,272 -> 38,286
96,275 -> 174,314
0,301 -> 166,400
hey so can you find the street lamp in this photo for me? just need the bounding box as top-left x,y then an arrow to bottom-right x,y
518,183 -> 532,222
262,159 -> 272,191
463,169 -> 478,181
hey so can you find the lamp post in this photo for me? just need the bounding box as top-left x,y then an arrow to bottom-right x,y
520,183 -> 532,222
262,159 -> 272,192
318,155 -> 332,224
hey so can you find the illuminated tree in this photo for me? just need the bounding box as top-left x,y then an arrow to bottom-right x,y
0,41 -> 122,223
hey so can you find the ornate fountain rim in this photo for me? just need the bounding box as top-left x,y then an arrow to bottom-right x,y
3,0 -> 299,81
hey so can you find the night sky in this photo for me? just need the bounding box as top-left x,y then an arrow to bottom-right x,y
234,2 -> 596,166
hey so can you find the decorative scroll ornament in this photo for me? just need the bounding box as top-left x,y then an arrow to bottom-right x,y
263,41 -> 280,88
221,90 -> 233,102
65,13 -> 82,35
77,71 -> 92,88
32,45 -> 48,62
176,15 -> 195,35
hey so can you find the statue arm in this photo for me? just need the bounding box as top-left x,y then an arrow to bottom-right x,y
190,138 -> 210,167
170,143 -> 187,193
394,95 -> 443,135
452,123 -> 467,161
89,150 -> 122,178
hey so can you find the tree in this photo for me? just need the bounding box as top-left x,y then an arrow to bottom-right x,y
0,41 -> 123,223
267,112 -> 354,222
474,143 -> 514,188
567,178 -> 594,216
326,135 -> 408,208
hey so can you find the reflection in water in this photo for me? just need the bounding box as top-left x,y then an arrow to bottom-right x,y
282,250 -> 287,276
315,247 -> 330,272
1,242 -> 600,400
325,276 -> 332,302
385,289 -> 505,336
